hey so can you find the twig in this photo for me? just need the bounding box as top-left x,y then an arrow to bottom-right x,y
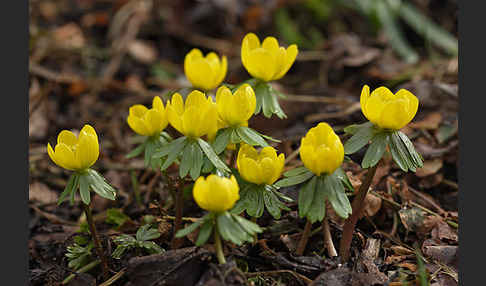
99,268 -> 127,286
282,94 -> 351,105
246,270 -> 312,285
304,102 -> 361,122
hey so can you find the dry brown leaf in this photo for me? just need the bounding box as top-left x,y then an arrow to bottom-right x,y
128,40 -> 158,64
385,255 -> 407,265
391,245 -> 414,256
397,262 -> 417,272
431,220 -> 458,242
409,112 -> 443,130
416,159 -> 443,177
29,182 -> 58,205
52,23 -> 85,49
363,193 -> 382,217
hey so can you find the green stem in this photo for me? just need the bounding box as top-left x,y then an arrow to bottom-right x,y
83,203 -> 110,280
214,229 -> 226,264
339,164 -> 378,261
62,259 -> 101,285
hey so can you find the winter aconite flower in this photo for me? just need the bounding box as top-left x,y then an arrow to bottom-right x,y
193,175 -> 240,212
237,144 -> 285,185
216,84 -> 256,127
300,123 -> 344,176
127,96 -> 168,137
241,33 -> 298,82
166,90 -> 218,138
47,125 -> 99,171
360,85 -> 419,131
184,48 -> 227,91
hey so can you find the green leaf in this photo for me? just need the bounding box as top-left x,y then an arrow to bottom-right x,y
105,208 -> 130,228
344,123 -> 375,155
254,82 -> 265,115
246,186 -> 265,218
274,170 -> 314,188
230,128 -> 241,144
140,241 -> 164,254
333,167 -> 354,192
230,185 -> 249,215
58,174 -> 77,205
343,122 -> 373,135
236,126 -> 268,147
212,128 -> 232,154
398,2 -> 458,56
306,176 -> 327,223
298,176 -> 317,218
263,189 -> 284,219
197,138 -> 231,173
232,214 -> 262,235
153,136 -> 186,158
179,141 -> 196,178
79,174 -> 91,205
112,245 -> 129,259
190,144 -> 204,180
136,224 -> 160,241
217,212 -> 244,245
87,170 -> 117,200
160,138 -> 187,170
70,174 -> 79,205
268,85 -> 287,119
362,132 -> 388,169
126,141 -> 146,159
195,220 -> 213,246
397,131 -> 424,169
283,166 -> 308,177
175,217 -> 205,238
140,241 -> 163,254
389,131 -> 414,172
326,174 -> 352,219
376,0 -> 418,63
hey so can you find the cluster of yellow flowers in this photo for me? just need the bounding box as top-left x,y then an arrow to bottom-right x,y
47,31 -> 421,265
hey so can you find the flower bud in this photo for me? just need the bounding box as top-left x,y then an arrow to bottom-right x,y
127,96 -> 168,136
237,144 -> 285,185
300,122 -> 344,176
241,33 -> 298,82
216,84 -> 256,127
47,125 -> 100,171
360,85 -> 419,130
184,48 -> 227,91
193,175 -> 240,212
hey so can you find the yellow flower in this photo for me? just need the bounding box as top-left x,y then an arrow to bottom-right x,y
184,48 -> 227,91
127,96 -> 168,136
193,174 -> 240,212
360,85 -> 419,130
216,84 -> 256,127
241,33 -> 298,82
237,144 -> 285,185
300,122 -> 344,176
47,125 -> 100,171
166,90 -> 218,138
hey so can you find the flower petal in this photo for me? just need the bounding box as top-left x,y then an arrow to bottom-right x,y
57,130 -> 78,147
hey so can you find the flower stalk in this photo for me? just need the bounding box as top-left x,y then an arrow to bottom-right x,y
214,228 -> 226,265
322,217 -> 337,257
171,177 -> 185,249
339,164 -> 378,261
296,219 -> 312,256
82,203 -> 109,280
